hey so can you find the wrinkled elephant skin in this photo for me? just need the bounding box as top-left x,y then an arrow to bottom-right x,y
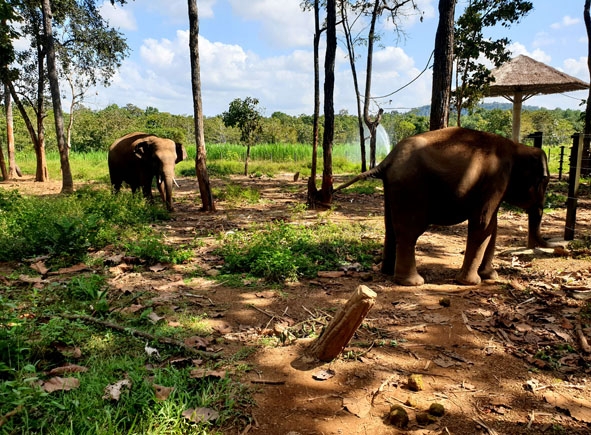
336,127 -> 550,286
108,132 -> 187,211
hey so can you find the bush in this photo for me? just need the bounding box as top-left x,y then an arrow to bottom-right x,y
216,221 -> 380,283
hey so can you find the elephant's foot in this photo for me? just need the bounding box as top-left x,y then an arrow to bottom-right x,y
478,268 -> 498,281
455,271 -> 482,286
394,272 -> 425,286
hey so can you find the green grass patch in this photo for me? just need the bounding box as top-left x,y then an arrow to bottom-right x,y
0,187 -> 184,267
215,221 -> 381,283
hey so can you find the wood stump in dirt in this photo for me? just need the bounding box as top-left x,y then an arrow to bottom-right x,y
308,285 -> 377,362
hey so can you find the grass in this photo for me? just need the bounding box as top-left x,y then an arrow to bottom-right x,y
215,220 -> 381,283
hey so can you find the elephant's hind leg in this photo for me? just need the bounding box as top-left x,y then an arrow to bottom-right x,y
456,214 -> 498,285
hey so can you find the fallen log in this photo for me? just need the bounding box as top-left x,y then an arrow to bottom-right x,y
308,285 -> 377,362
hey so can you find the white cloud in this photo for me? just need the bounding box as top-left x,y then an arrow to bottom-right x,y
228,0 -> 314,48
563,57 -> 590,81
140,39 -> 176,67
508,43 -> 551,63
99,2 -> 137,31
550,15 -> 580,30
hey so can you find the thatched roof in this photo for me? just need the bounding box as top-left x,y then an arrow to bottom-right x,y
488,55 -> 589,97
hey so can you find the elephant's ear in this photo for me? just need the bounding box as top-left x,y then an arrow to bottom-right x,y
175,142 -> 188,164
133,141 -> 150,160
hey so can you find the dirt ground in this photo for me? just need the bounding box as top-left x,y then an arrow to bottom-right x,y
3,173 -> 591,435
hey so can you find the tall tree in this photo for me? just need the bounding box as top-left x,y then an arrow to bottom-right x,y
583,0 -> 591,176
452,0 -> 533,126
429,0 -> 457,130
339,0 -> 367,172
315,0 -> 337,205
303,0 -> 324,204
222,97 -> 263,176
341,0 -> 418,168
3,85 -> 19,179
188,0 -> 215,211
42,0 -> 73,193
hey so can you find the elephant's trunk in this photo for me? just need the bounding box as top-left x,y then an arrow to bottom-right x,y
527,206 -> 549,248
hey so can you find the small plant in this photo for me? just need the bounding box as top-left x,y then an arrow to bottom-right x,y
214,184 -> 261,204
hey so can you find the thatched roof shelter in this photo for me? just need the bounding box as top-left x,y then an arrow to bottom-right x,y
487,55 -> 589,142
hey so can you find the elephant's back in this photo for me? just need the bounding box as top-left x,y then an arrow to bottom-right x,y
109,132 -> 152,153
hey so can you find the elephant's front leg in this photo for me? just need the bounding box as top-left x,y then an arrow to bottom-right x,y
156,176 -> 166,204
456,214 -> 498,285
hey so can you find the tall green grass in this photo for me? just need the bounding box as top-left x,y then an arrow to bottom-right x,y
11,143 -> 569,182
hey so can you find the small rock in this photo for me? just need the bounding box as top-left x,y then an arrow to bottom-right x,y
405,396 -> 418,407
407,374 -> 424,391
385,405 -> 409,428
439,297 -> 451,307
428,402 -> 445,417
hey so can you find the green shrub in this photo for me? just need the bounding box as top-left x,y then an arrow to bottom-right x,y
216,221 -> 380,283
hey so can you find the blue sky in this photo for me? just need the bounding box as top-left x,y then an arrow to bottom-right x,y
88,0 -> 590,117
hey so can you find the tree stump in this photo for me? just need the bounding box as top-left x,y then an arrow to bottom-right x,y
308,285 -> 377,362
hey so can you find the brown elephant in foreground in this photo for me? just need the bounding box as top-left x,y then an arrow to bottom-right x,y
108,132 -> 187,211
335,127 -> 550,286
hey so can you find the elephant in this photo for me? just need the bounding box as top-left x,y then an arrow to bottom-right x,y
108,132 -> 187,211
335,127 -> 550,286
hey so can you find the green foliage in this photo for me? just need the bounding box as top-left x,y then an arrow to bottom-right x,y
216,221 -> 380,283
123,232 -> 194,265
222,97 -> 263,145
0,187 -> 172,266
452,0 -> 533,119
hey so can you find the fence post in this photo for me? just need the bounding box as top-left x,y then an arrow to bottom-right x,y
559,146 -> 565,181
526,131 -> 543,148
564,133 -> 584,241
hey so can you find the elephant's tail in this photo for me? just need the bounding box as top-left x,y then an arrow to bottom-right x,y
333,164 -> 385,192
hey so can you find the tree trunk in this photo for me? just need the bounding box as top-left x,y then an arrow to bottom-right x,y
319,0 -> 337,205
583,0 -> 591,177
363,0 -> 381,169
6,80 -> 41,178
430,0 -> 456,131
4,86 -> 18,179
340,1 -> 367,173
188,0 -> 215,211
42,0 -> 73,193
244,143 -> 251,176
307,0 -> 321,206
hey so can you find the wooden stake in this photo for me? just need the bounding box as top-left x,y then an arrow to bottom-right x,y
308,285 -> 377,362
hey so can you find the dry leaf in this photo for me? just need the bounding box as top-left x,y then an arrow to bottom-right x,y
18,274 -> 43,284
182,407 -> 219,423
317,271 -> 345,278
48,364 -> 88,375
544,391 -> 591,423
42,376 -> 80,393
312,369 -> 335,381
149,263 -> 168,272
343,397 -> 370,418
119,304 -> 144,315
30,261 -> 49,275
190,369 -> 227,379
153,384 -> 174,401
184,336 -> 210,349
213,322 -> 232,334
103,379 -> 131,401
54,344 -> 82,359
51,263 -> 90,275
147,312 -> 164,324
254,291 -> 276,298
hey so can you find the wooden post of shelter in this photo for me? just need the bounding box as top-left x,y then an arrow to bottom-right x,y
526,131 -> 543,148
565,133 -> 584,241
308,285 -> 377,362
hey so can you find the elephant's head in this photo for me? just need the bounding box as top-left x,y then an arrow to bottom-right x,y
133,137 -> 187,211
503,145 -> 550,248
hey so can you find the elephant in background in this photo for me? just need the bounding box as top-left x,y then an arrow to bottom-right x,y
108,132 -> 187,211
335,127 -> 550,286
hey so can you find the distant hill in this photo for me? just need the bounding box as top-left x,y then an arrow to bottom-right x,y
408,102 -> 542,117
